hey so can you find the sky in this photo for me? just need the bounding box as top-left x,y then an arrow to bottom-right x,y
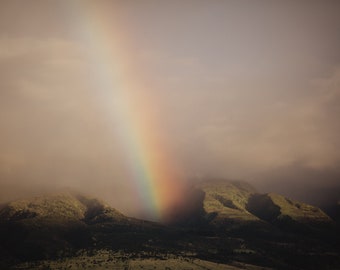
0,0 -> 340,219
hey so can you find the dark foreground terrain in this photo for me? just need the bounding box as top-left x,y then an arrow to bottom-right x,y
0,180 -> 339,269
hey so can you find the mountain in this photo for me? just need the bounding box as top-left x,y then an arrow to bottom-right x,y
0,183 -> 339,270
0,192 -> 131,263
0,192 -> 127,225
197,180 -> 258,222
194,180 -> 333,233
247,193 -> 331,224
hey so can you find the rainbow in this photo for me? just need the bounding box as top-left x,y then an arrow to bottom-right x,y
71,2 -> 183,220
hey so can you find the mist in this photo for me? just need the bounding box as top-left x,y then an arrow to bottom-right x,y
1,0 -> 340,219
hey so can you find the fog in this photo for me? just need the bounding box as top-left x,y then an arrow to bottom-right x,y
1,1 -> 340,219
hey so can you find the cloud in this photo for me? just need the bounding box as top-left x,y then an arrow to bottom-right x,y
152,66 -> 340,179
0,36 -> 135,212
1,1 -> 340,218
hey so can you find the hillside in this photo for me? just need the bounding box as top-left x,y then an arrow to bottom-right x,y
0,192 -> 129,262
0,192 -> 126,225
196,180 -> 259,223
195,180 -> 333,232
247,193 -> 331,224
0,184 -> 339,270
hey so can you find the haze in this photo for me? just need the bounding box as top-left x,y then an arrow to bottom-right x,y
1,0 -> 340,218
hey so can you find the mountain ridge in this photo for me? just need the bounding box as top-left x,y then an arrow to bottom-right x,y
0,181 -> 339,269
0,192 -> 127,225
191,180 -> 333,229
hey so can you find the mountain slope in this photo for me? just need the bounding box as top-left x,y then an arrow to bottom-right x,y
0,192 -> 126,225
195,180 -> 333,231
196,180 -> 259,223
0,185 -> 339,270
247,193 -> 331,224
0,192 -> 128,261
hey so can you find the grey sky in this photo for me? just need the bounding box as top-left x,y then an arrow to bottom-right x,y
0,0 -> 340,217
